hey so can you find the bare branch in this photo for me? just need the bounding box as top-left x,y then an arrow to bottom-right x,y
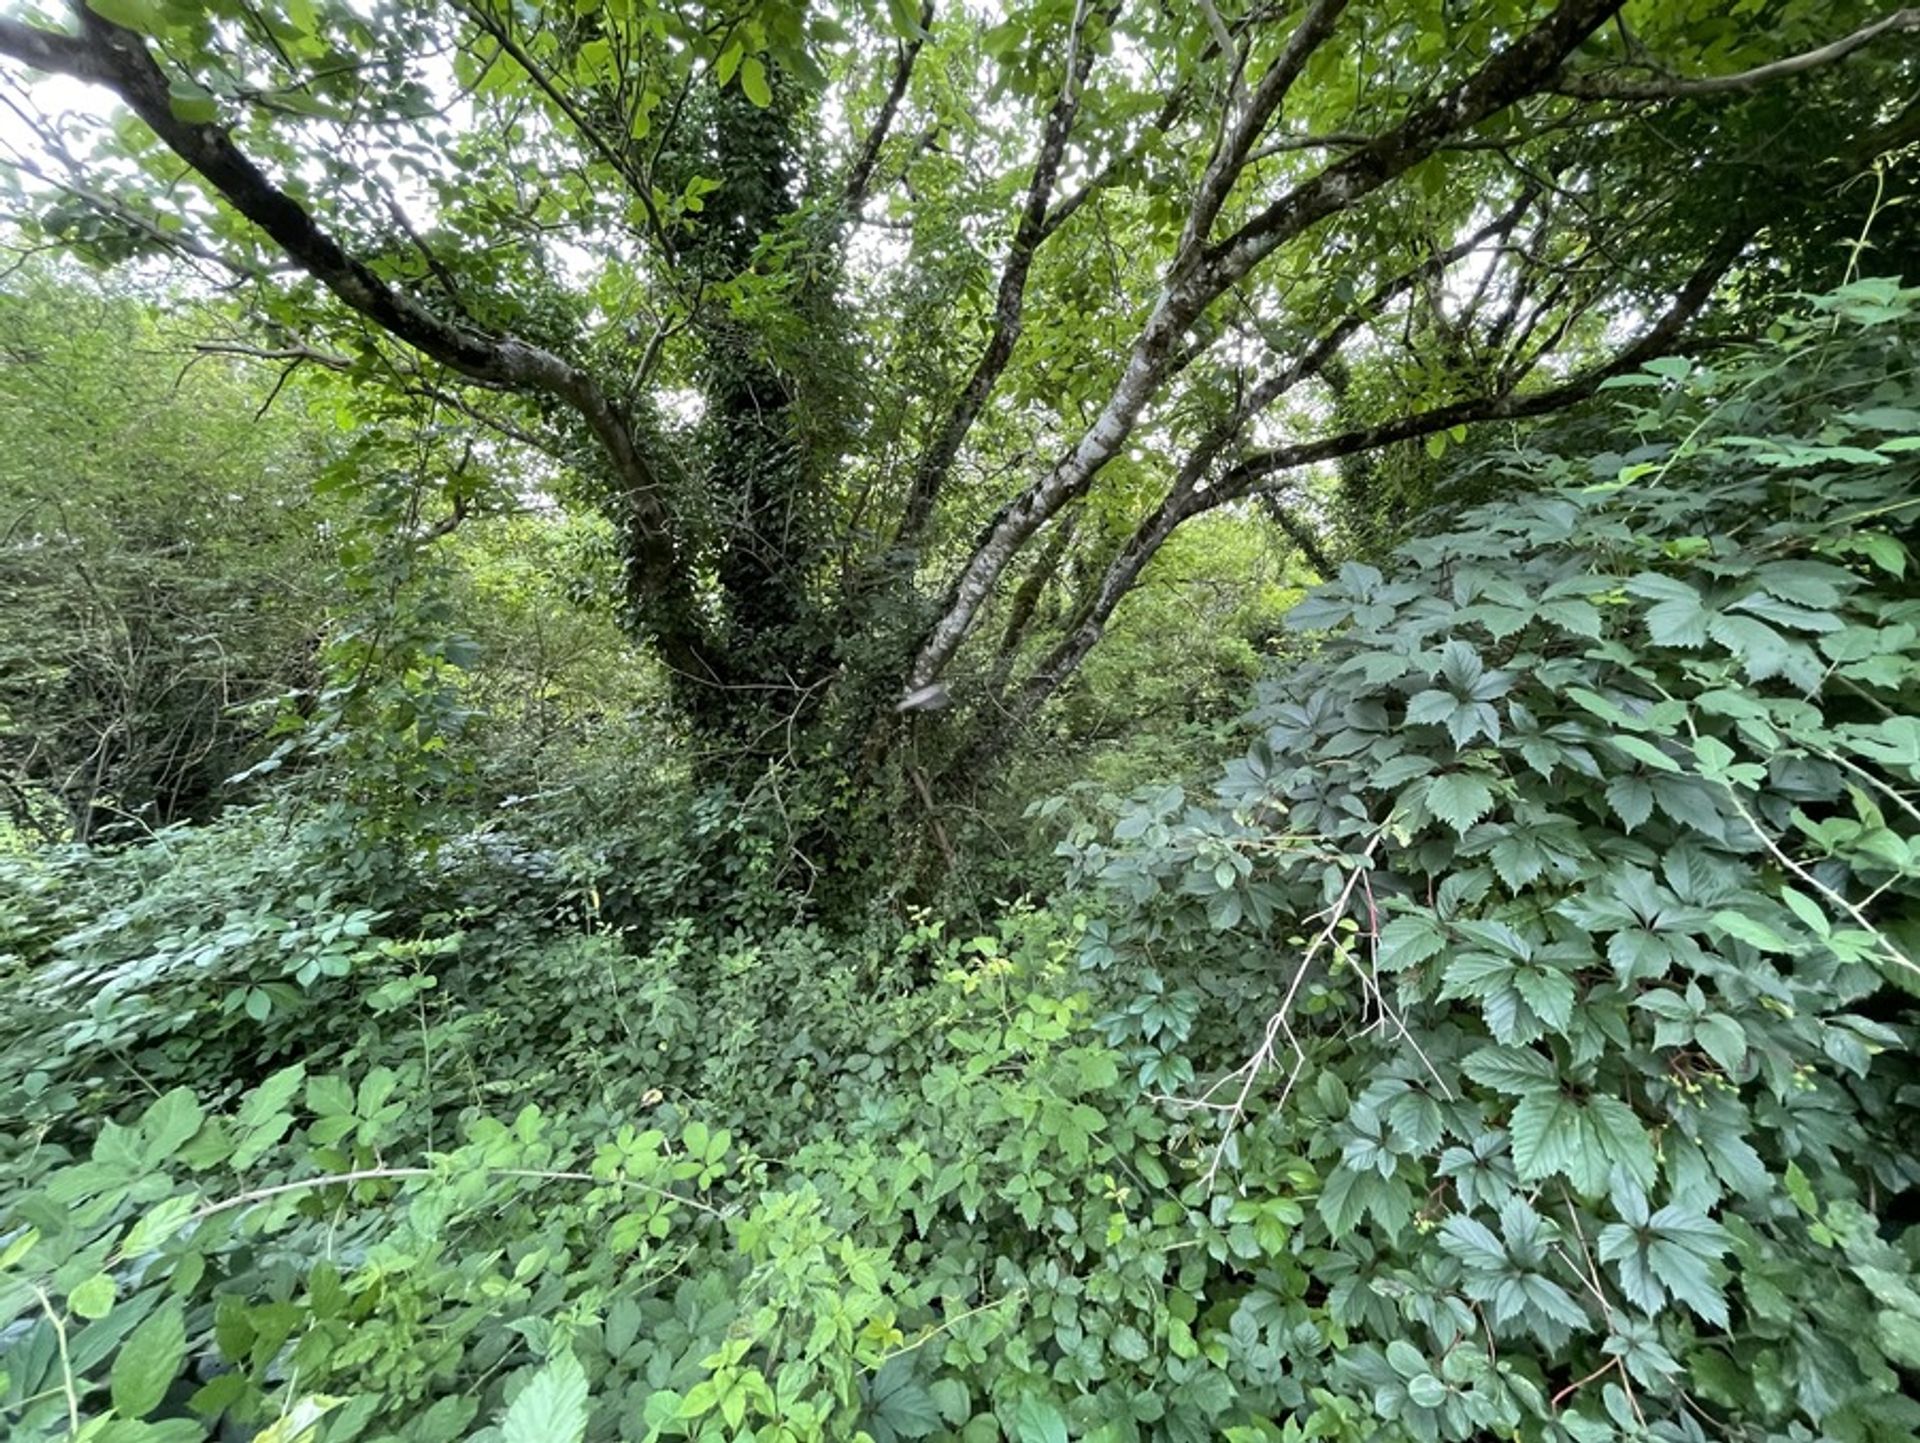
1555,8 -> 1920,100
193,340 -> 351,369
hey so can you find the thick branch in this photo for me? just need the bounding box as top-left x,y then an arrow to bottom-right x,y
1555,8 -> 1920,100
978,236 -> 1741,754
1206,0 -> 1623,284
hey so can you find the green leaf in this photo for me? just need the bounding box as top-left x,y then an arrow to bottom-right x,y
500,1349 -> 589,1443
1878,1310 -> 1920,1369
1626,573 -> 1711,648
68,1273 -> 116,1320
739,56 -> 773,107
1609,735 -> 1680,773
1011,1394 -> 1068,1443
1462,1045 -> 1558,1095
869,1356 -> 942,1438
1709,909 -> 1792,953
111,1298 -> 186,1419
168,80 -> 220,125
1428,773 -> 1495,834
1509,1091 -> 1575,1183
1694,1014 -> 1747,1071
306,1075 -> 355,1117
87,0 -> 167,34
141,1087 -> 204,1162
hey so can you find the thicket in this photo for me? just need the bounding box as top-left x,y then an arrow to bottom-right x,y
2,281 -> 1918,1443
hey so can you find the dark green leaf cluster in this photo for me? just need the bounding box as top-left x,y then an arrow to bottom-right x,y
1071,278 -> 1920,1440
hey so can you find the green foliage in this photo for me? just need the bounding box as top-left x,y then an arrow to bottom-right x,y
1069,278 -> 1920,1440
0,270 -> 335,840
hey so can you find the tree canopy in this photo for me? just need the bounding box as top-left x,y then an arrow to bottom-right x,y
2,0 -> 1915,775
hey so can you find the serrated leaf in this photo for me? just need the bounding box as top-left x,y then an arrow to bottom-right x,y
1011,1394 -> 1068,1443
141,1087 -> 204,1162
1428,773 -> 1495,834
1509,1091 -> 1575,1183
1694,1014 -> 1747,1071
1514,967 -> 1575,1031
1462,1045 -> 1558,1095
1605,775 -> 1654,831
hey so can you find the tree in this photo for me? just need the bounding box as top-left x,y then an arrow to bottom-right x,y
1,0 -> 1914,807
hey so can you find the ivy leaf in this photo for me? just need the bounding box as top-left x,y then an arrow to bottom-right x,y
500,1350 -> 589,1443
1428,773 -> 1495,834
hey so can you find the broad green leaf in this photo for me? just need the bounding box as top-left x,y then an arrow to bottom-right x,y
68,1273 -> 116,1320
740,57 -> 773,108
1012,1394 -> 1069,1443
1709,909 -> 1792,953
500,1350 -> 589,1443
111,1298 -> 186,1419
1462,1045 -> 1557,1095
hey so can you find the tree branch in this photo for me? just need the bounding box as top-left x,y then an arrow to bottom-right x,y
904,0 -> 1621,697
893,0 -> 1106,548
0,8 -> 683,599
1555,8 -> 1920,100
969,232 -> 1741,758
844,0 -> 934,212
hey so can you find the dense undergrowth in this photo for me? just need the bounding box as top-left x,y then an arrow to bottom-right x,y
3,282 -> 1920,1443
